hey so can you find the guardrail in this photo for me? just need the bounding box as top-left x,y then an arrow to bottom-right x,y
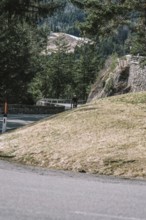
36,98 -> 86,106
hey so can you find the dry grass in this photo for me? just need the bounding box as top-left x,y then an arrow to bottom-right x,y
1,91 -> 146,179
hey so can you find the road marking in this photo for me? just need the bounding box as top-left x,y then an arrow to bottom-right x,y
73,211 -> 145,220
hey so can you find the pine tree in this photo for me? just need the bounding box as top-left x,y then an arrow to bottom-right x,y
0,0 -> 66,24
128,0 -> 146,55
0,0 -> 66,103
29,34 -> 75,100
71,0 -> 146,56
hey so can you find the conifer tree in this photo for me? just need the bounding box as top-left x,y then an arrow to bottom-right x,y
71,0 -> 146,56
0,0 -> 65,23
0,0 -> 65,103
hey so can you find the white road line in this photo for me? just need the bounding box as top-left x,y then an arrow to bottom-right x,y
73,211 -> 145,220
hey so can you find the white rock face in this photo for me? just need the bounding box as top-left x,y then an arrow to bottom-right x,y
128,59 -> 146,92
42,32 -> 92,54
88,55 -> 146,102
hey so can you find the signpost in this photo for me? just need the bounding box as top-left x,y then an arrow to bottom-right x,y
2,101 -> 8,133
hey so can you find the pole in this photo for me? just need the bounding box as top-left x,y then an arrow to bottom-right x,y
2,101 -> 8,133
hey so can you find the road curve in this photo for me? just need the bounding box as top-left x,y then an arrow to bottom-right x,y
0,160 -> 146,220
0,114 -> 50,133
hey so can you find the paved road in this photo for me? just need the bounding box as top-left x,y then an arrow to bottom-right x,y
0,114 -> 50,133
0,160 -> 146,220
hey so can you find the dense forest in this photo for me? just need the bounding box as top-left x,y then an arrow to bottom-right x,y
0,0 -> 146,104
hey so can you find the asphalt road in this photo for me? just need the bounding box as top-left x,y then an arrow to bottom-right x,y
0,114 -> 51,133
0,160 -> 146,220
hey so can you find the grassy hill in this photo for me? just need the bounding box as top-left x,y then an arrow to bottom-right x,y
1,92 -> 146,179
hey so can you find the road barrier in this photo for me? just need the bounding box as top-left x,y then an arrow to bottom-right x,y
0,104 -> 65,114
36,98 -> 86,106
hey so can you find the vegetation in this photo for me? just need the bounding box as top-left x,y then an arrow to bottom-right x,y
1,0 -> 146,178
0,0 -> 65,104
71,0 -> 146,56
1,92 -> 146,178
0,0 -> 146,104
29,38 -> 102,101
48,1 -> 85,35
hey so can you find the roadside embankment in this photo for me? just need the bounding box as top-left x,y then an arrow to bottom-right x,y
0,92 -> 146,179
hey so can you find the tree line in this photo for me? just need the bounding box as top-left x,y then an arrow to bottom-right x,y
0,0 -> 65,104
71,0 -> 146,56
0,0 -> 146,104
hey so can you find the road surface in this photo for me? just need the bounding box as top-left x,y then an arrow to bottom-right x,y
0,114 -> 50,133
0,160 -> 146,220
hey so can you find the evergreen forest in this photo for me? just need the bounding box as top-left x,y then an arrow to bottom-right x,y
0,0 -> 146,104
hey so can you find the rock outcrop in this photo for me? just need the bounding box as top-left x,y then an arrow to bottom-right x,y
88,55 -> 146,102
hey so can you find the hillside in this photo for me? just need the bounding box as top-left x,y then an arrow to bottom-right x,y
42,32 -> 91,54
48,2 -> 85,35
88,55 -> 146,102
1,92 -> 146,179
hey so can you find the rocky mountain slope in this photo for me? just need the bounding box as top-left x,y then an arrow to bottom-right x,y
88,55 -> 146,102
42,32 -> 91,54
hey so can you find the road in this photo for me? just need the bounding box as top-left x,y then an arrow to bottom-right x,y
0,160 -> 146,220
0,114 -> 50,133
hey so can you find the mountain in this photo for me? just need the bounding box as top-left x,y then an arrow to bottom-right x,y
42,32 -> 92,54
48,2 -> 85,36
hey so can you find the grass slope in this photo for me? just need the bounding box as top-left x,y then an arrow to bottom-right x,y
1,92 -> 146,179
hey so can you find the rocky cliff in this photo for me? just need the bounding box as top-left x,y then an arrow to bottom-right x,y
88,55 -> 146,102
